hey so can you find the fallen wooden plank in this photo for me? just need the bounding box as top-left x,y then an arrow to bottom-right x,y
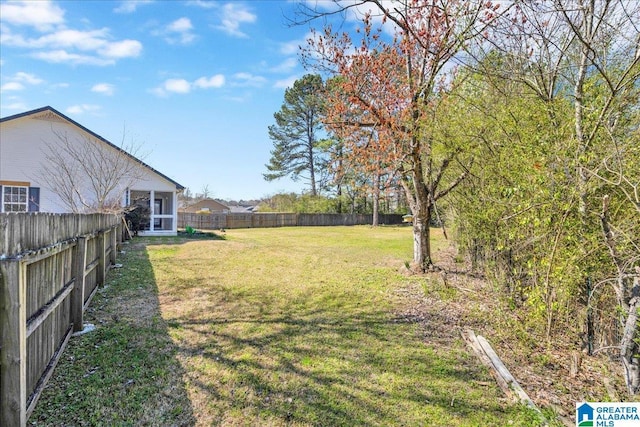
461,329 -> 514,400
476,334 -> 540,410
462,329 -> 548,425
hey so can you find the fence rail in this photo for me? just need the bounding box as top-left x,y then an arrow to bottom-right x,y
178,212 -> 405,230
1,213 -> 121,427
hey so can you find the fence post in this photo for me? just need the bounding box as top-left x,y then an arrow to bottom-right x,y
71,237 -> 87,332
1,260 -> 28,427
97,231 -> 106,286
109,227 -> 118,266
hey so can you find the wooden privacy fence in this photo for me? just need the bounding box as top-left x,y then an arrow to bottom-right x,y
0,213 -> 121,427
178,212 -> 405,230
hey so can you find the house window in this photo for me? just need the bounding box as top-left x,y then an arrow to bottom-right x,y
0,185 -> 40,212
2,186 -> 28,212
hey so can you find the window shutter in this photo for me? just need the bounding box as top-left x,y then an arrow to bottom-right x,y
0,185 -> 2,212
29,187 -> 40,212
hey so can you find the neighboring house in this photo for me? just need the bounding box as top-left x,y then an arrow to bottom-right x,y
181,198 -> 230,214
0,106 -> 184,236
229,205 -> 257,213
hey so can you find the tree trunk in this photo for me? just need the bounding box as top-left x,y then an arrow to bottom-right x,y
309,144 -> 317,196
574,43 -> 589,217
400,146 -> 435,273
602,196 -> 640,396
306,126 -> 318,196
411,203 -> 432,272
372,171 -> 380,227
620,290 -> 640,396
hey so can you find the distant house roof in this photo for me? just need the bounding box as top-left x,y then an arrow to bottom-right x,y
182,198 -> 230,213
229,205 -> 256,213
0,106 -> 185,191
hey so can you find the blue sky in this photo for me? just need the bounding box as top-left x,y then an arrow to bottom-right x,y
0,0 -> 334,200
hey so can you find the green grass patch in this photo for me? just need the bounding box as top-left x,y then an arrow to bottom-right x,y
29,240 -> 195,426
32,226 -> 545,426
149,226 -> 542,426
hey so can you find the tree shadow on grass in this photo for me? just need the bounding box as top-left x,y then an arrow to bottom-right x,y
163,282 -> 537,426
29,238 -> 196,426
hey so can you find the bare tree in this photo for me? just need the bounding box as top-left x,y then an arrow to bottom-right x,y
38,128 -> 148,213
199,184 -> 212,199
178,187 -> 194,209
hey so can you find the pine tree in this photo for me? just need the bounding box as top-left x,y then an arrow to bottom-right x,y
264,74 -> 327,196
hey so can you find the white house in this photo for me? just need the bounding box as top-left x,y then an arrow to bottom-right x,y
0,106 -> 184,236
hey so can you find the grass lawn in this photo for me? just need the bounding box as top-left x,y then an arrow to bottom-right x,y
31,226 -> 544,426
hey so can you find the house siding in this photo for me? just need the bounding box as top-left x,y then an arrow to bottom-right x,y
1,116 -> 62,212
1,107 -> 183,235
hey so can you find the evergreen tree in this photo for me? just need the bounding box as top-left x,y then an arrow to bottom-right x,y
264,74 -> 328,196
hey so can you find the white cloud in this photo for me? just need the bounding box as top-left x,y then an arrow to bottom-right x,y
232,73 -> 266,87
215,3 -> 257,38
0,71 -> 44,93
280,36 -> 308,56
0,82 -> 25,92
13,72 -> 44,85
12,31 -> 143,64
274,75 -> 300,89
0,28 -> 28,47
187,0 -> 217,9
114,0 -> 154,14
303,0 -> 392,30
33,28 -> 110,50
270,58 -> 299,73
164,78 -> 192,94
0,0 -> 65,31
31,50 -> 115,66
98,39 -> 143,58
168,17 -> 193,33
66,104 -> 101,115
149,87 -> 167,98
1,5 -> 143,66
164,17 -> 196,45
0,101 -> 29,111
194,75 -> 225,88
91,83 -> 115,96
152,74 -> 227,96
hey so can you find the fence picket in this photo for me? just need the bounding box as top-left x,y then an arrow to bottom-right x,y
0,212 -> 121,426
0,259 -> 27,427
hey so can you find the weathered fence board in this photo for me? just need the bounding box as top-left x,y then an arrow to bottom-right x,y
1,260 -> 27,427
178,212 -> 404,230
1,212 -> 121,427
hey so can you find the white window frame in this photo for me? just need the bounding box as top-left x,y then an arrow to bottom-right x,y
2,185 -> 29,212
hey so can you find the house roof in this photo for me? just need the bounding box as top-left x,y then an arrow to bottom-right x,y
182,198 -> 230,212
229,205 -> 256,213
0,106 -> 185,191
